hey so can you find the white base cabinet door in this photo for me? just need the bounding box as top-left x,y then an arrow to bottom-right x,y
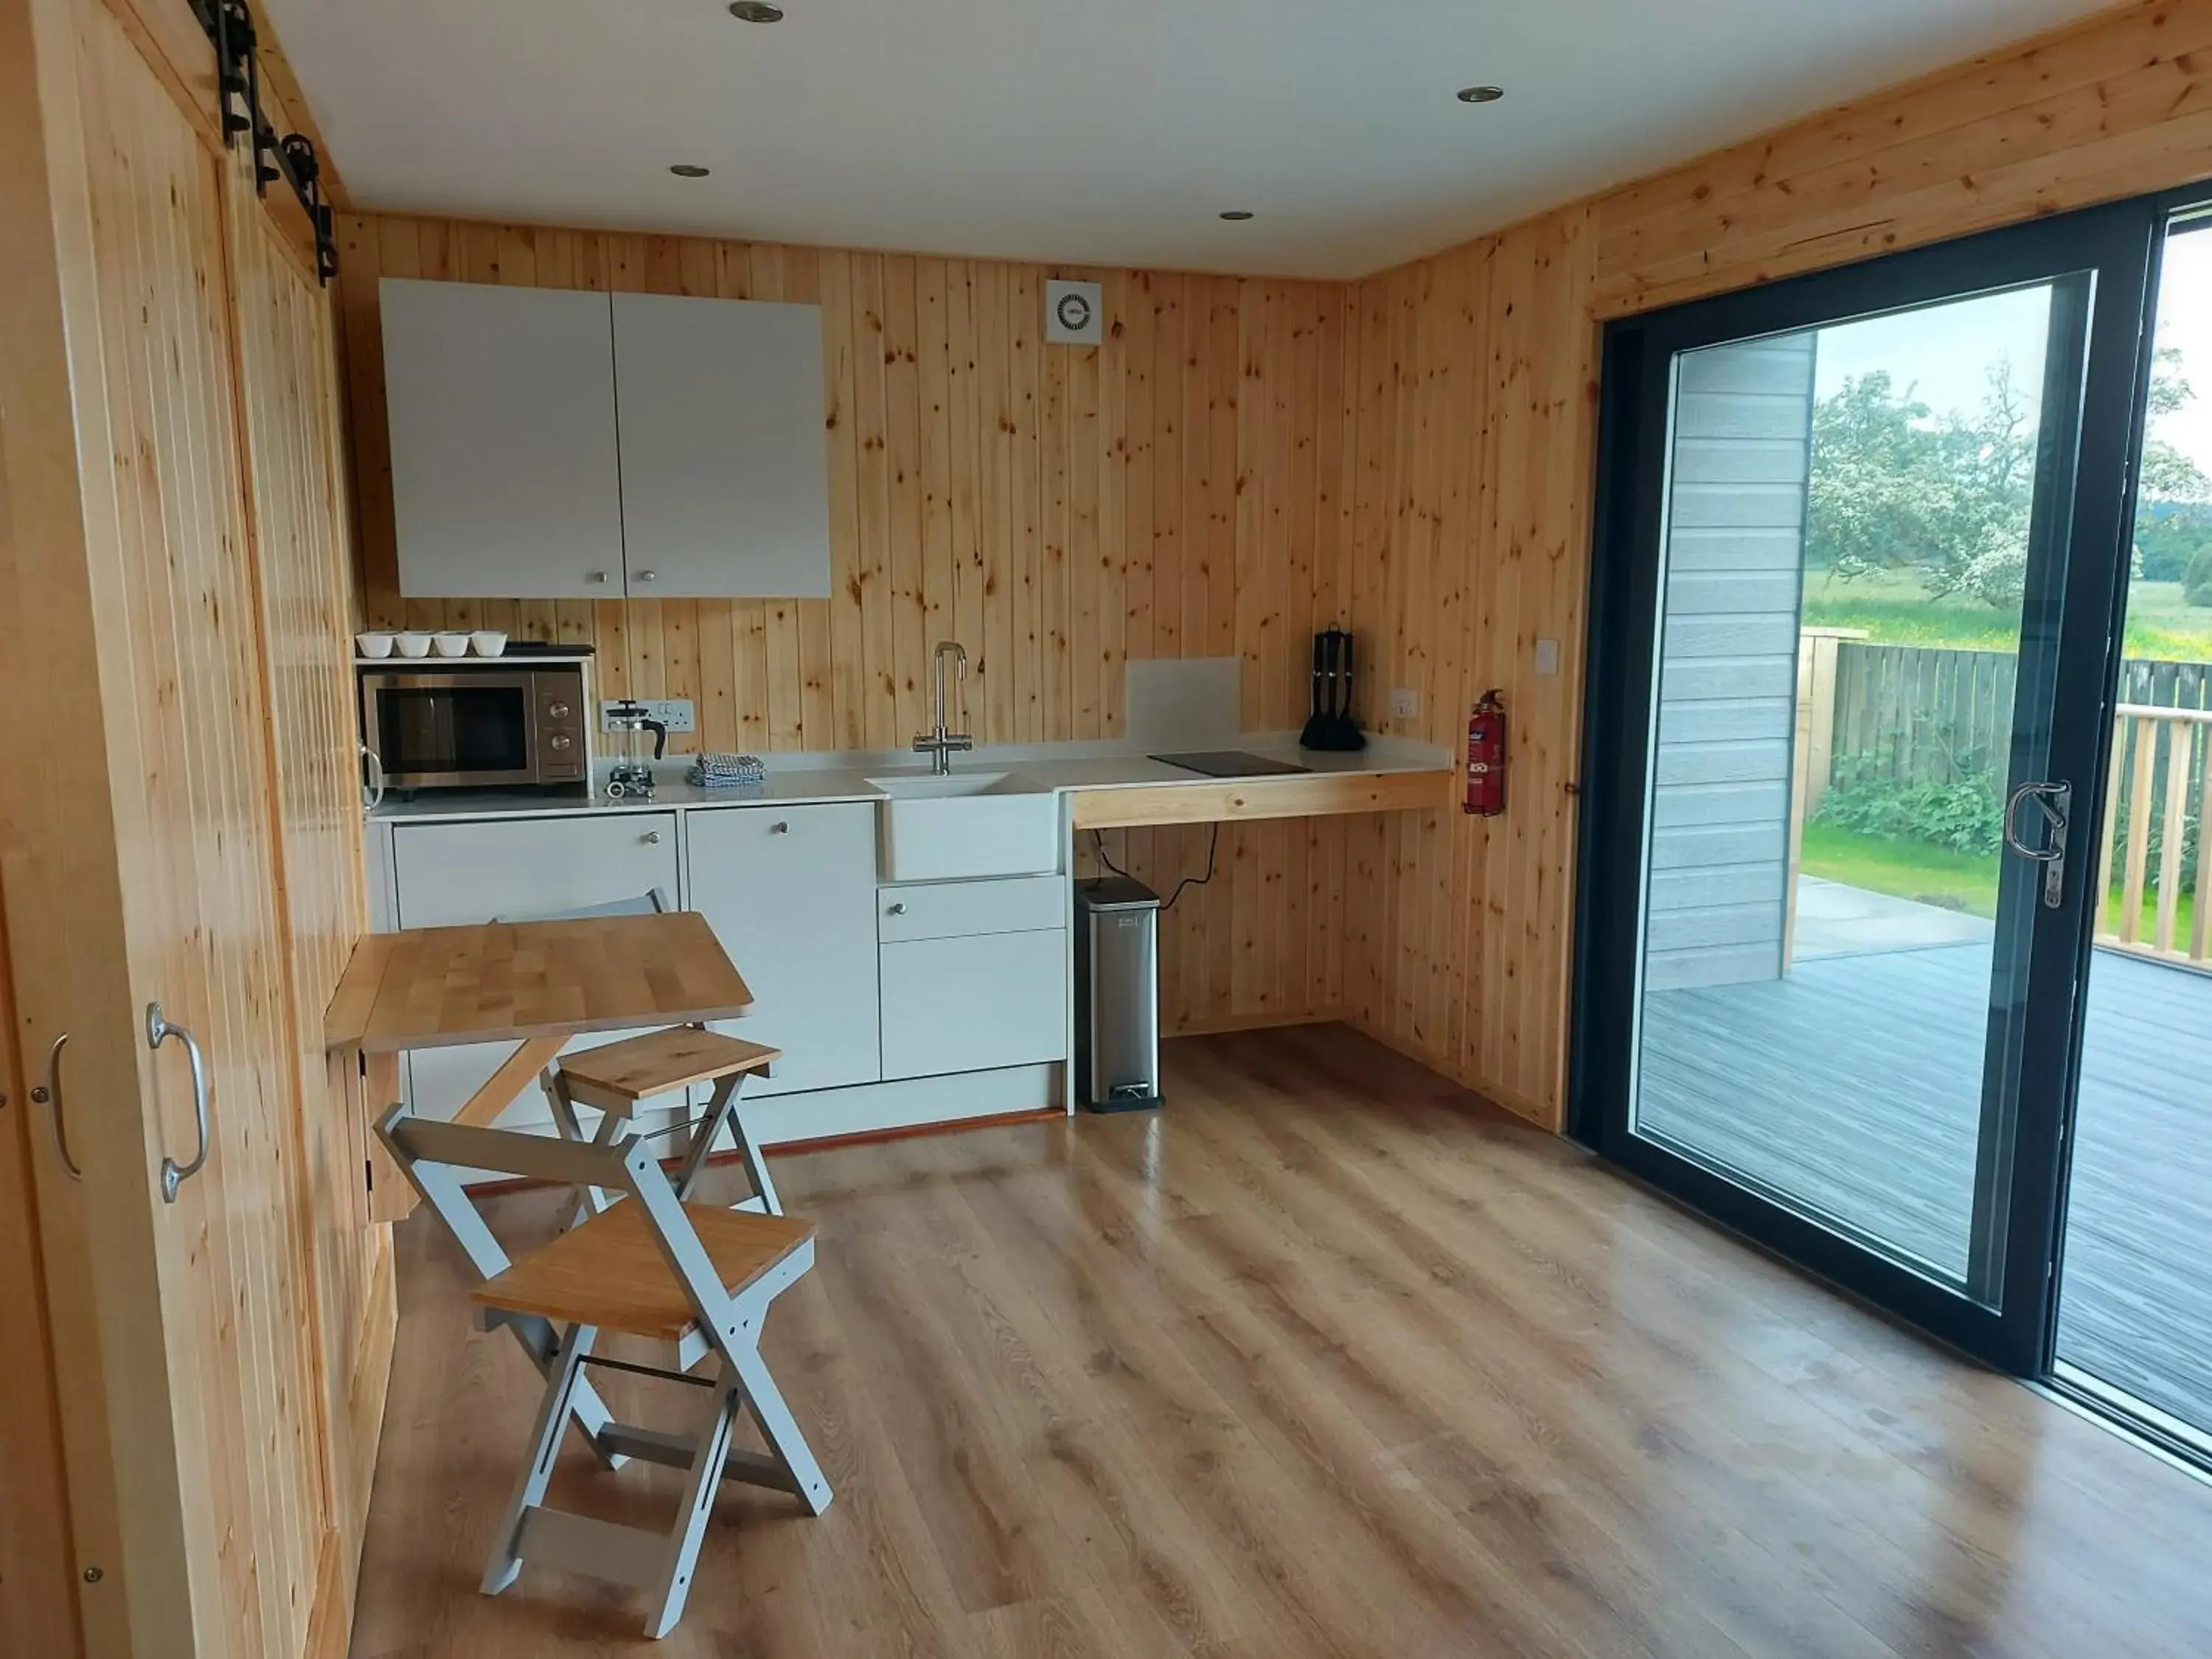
687,803 -> 881,1095
391,813 -> 681,1123
880,929 -> 1068,1080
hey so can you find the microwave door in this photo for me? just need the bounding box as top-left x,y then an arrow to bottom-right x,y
372,682 -> 451,780
368,672 -> 536,787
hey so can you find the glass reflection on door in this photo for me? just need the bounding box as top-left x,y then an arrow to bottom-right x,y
1631,284 -> 2066,1289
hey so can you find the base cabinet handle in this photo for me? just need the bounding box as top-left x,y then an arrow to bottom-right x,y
148,1003 -> 210,1203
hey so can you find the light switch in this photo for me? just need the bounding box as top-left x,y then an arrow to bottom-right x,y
1534,638 -> 1560,677
1389,686 -> 1419,720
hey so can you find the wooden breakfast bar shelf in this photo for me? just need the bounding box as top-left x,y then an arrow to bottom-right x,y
326,911 -> 757,1220
1066,766 -> 1454,830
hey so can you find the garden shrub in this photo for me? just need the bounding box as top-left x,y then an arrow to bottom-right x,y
1814,756 -> 2006,856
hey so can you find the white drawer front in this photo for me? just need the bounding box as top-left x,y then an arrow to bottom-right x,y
879,929 -> 1069,1079
877,874 -> 1065,942
391,813 -> 680,928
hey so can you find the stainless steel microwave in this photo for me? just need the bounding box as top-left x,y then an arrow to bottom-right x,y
358,664 -> 588,792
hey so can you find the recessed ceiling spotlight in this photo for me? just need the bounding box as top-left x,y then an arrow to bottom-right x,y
1456,85 -> 1505,103
1219,210 -> 1255,221
728,1 -> 784,20
669,163 -> 712,178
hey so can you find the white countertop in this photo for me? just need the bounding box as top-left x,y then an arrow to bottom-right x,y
369,734 -> 1450,824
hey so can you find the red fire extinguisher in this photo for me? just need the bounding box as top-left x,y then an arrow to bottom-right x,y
1465,689 -> 1506,816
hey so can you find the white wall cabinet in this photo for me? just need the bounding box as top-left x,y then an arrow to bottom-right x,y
613,293 -> 832,599
381,278 -> 831,600
390,813 -> 681,1123
687,803 -> 881,1096
877,878 -> 1067,1081
381,279 -> 626,599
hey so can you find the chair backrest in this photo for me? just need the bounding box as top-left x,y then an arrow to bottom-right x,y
492,888 -> 670,925
374,1100 -> 748,1344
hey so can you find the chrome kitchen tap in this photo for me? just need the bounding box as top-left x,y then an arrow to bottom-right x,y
914,640 -> 973,775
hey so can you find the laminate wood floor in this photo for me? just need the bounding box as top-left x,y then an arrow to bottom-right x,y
349,1025 -> 2212,1658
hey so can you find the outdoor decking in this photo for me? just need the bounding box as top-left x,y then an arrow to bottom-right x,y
1640,931 -> 2212,1436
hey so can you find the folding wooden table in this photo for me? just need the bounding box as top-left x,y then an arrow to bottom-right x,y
325,911 -> 758,1224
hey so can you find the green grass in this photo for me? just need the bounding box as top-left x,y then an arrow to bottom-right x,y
1801,568 -> 2212,660
1799,821 -> 2002,917
1801,821 -> 2199,942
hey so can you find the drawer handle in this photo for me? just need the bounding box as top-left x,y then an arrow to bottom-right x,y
644,830 -> 664,845
886,902 -> 907,916
771,820 -> 790,834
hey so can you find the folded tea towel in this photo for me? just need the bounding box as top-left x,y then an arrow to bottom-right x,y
686,753 -> 766,790
692,751 -> 766,780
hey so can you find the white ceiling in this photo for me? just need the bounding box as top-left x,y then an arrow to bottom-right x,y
264,0 -> 2112,280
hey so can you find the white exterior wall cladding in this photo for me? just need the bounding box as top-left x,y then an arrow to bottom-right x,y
1646,334 -> 1816,992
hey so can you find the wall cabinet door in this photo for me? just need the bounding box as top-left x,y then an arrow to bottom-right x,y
382,279 -> 625,599
612,292 -> 831,598
880,930 -> 1068,1080
686,804 -> 880,1095
391,814 -> 680,1122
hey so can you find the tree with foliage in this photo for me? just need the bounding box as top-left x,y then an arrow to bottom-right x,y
2135,347 -> 2212,602
1805,358 -> 2037,608
1808,345 -> 2212,608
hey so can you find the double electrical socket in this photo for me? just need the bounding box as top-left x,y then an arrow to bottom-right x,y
600,698 -> 695,734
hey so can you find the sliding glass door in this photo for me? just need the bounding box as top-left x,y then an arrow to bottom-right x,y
1577,201 -> 2160,1371
2055,209 -> 2212,1454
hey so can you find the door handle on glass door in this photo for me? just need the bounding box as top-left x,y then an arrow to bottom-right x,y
147,1003 -> 211,1203
2003,780 -> 2071,909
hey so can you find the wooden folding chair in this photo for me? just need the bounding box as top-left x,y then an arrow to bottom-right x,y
495,890 -> 783,1217
375,1102 -> 832,1639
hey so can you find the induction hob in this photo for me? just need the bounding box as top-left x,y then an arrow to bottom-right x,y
1149,751 -> 1312,779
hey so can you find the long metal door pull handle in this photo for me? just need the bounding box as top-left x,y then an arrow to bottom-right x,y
148,1003 -> 211,1203
34,1032 -> 83,1180
2003,781 -> 2071,909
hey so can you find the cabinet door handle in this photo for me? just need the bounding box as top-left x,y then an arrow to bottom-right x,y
644,830 -> 664,845
588,569 -> 610,584
32,1032 -> 82,1181
148,1004 -> 210,1204
771,820 -> 790,834
635,569 -> 658,583
886,902 -> 907,916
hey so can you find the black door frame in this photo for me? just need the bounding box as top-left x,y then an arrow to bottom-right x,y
1570,195 -> 2174,1377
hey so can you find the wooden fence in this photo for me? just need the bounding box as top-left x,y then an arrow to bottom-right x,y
1801,638 -> 2211,968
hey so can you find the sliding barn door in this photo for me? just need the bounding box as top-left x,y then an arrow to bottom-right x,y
1,0 -> 335,1651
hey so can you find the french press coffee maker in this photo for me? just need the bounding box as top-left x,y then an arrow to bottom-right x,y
603,700 -> 668,800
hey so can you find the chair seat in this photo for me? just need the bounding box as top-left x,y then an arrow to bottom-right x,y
475,1200 -> 815,1339
558,1027 -> 781,1105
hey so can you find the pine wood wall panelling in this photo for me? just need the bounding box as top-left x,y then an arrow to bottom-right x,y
336,215 -> 1349,1033
1335,212 -> 1597,1130
1587,0 -> 2212,316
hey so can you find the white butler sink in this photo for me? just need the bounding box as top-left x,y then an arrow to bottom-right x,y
866,770 -> 1060,881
